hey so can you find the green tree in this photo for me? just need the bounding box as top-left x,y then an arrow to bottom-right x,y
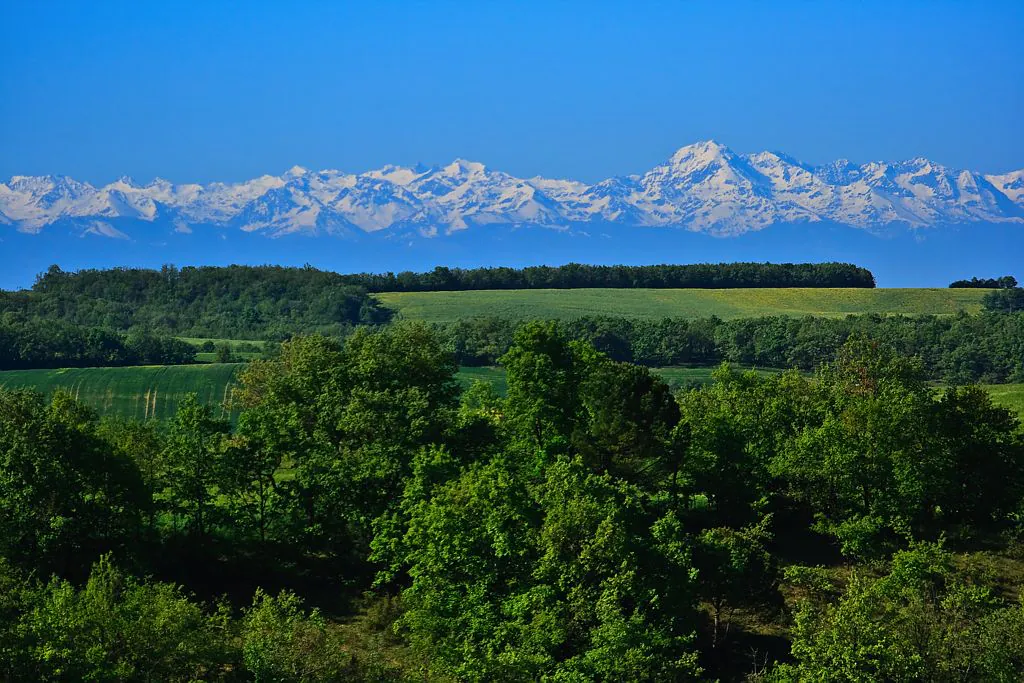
927,386 -> 1024,538
501,321 -> 594,457
573,357 -> 680,488
97,416 -> 164,529
9,555 -> 236,682
771,340 -> 937,557
694,515 -> 779,649
389,454 -> 702,681
378,329 -> 707,679
675,366 -> 818,527
0,389 -> 146,576
772,543 -> 1024,682
214,342 -> 237,363
223,404 -> 296,544
242,590 -> 360,682
235,324 -> 459,563
160,393 -> 230,537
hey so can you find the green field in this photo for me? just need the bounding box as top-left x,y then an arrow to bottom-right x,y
178,337 -> 267,363
984,384 -> 1024,418
176,337 -> 267,347
456,366 -> 508,394
375,287 -> 989,323
0,364 -> 243,421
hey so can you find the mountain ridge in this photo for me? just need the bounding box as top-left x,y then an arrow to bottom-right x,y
2,141 -> 1022,239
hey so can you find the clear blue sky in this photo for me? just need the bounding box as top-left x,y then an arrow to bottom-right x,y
2,0 -> 1021,185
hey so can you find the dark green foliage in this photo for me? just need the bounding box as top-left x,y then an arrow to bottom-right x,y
232,322 -> 459,559
950,275 -> 1017,288
160,394 -> 231,537
675,367 -> 816,527
1,556 -> 236,682
0,557 -> 403,682
2,263 -> 391,340
574,357 -> 681,487
214,342 -> 238,363
0,318 -> 195,369
984,287 -> 1024,313
242,590 -> 361,681
694,515 -> 780,649
771,543 -> 1024,682
0,390 -> 147,577
443,311 -> 1024,383
2,313 -> 1024,681
682,340 -> 1024,559
340,261 -> 876,291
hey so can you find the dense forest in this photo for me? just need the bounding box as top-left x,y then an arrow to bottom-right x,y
2,322 -> 1023,681
444,311 -> 1024,383
0,318 -> 196,369
0,264 -> 392,339
335,261 -> 877,291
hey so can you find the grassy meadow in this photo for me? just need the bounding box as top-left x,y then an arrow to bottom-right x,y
178,337 -> 268,363
375,287 -> 990,323
0,364 -> 243,421
984,383 -> 1024,418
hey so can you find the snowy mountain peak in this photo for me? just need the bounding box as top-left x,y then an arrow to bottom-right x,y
667,140 -> 733,166
365,164 -> 424,186
1,143 -> 1021,239
443,159 -> 487,176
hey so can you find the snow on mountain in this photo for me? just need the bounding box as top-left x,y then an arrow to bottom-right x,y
1,142 -> 1021,239
986,170 -> 1024,207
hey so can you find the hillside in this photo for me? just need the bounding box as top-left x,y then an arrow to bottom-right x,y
0,265 -> 391,339
377,287 -> 990,323
0,364 -> 243,421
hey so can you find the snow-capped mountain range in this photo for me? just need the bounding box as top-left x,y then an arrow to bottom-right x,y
2,141 -> 1022,239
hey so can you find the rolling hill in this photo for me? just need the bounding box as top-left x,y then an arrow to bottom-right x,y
376,287 -> 990,323
0,364 -> 243,421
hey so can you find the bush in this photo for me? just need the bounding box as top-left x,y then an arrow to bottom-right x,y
242,590 -> 357,682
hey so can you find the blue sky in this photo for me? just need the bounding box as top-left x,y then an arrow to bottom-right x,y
2,0 -> 1022,185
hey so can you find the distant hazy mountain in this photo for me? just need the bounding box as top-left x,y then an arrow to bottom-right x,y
3,141 -> 1022,239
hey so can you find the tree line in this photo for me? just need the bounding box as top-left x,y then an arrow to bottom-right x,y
443,311 -> 1024,384
5,307 -> 1021,384
2,322 -> 1023,680
949,275 -> 1018,288
0,317 -> 197,370
0,262 -> 874,344
1,264 -> 392,339
336,261 -> 877,291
